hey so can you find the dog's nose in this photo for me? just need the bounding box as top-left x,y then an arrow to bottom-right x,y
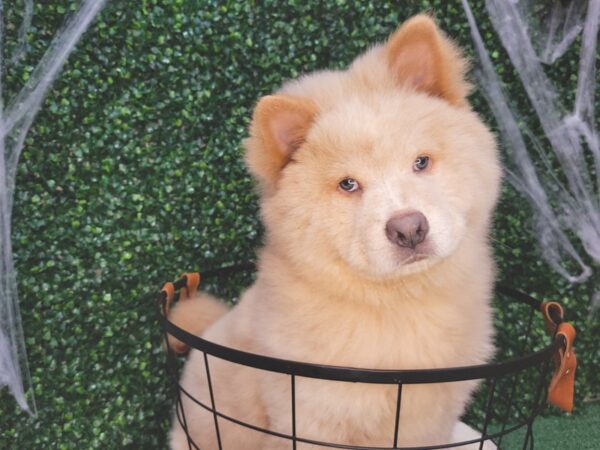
385,211 -> 429,249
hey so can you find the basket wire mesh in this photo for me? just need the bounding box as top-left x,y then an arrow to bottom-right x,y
157,265 -> 566,450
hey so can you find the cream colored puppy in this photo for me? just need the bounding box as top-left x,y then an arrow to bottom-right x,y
169,14 -> 501,450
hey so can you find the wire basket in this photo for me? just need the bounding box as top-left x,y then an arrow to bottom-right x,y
157,264 -> 576,450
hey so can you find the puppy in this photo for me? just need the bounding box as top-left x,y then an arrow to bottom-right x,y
168,14 -> 501,450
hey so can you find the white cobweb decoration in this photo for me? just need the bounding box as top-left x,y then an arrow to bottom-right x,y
0,0 -> 107,413
461,0 -> 600,312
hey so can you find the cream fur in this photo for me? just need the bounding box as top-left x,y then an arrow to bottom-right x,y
169,14 -> 501,450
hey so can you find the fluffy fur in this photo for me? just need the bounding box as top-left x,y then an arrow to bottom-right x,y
169,14 -> 501,449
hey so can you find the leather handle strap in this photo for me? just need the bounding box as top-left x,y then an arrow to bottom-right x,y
159,272 -> 201,314
160,272 -> 202,354
540,301 -> 564,334
547,321 -> 577,412
160,282 -> 175,315
179,272 -> 201,301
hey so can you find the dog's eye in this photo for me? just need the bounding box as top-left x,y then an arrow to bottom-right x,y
413,155 -> 430,172
339,177 -> 360,192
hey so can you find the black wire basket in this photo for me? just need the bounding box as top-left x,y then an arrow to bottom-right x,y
157,264 -> 576,450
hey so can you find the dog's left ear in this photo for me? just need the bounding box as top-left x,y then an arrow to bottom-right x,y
386,14 -> 470,107
245,95 -> 318,190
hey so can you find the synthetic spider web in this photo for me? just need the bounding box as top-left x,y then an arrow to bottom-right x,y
0,0 -> 107,414
462,0 -> 600,311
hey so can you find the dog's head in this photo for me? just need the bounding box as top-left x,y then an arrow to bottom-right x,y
244,15 -> 501,280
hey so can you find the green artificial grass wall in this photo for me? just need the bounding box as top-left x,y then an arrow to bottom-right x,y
0,1 -> 598,448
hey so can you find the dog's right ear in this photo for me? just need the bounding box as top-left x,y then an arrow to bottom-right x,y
245,95 -> 317,190
385,14 -> 470,107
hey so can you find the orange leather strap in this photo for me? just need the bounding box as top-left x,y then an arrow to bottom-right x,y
161,272 -> 202,355
547,322 -> 577,412
160,282 -> 175,315
179,272 -> 201,301
540,301 -> 564,334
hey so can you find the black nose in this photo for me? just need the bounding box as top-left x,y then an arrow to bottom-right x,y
385,211 -> 429,249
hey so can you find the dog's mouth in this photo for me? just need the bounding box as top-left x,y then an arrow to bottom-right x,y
394,239 -> 435,267
401,253 -> 429,265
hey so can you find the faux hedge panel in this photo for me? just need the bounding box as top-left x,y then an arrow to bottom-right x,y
0,1 -> 598,448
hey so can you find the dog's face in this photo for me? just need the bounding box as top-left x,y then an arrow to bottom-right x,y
245,15 -> 501,280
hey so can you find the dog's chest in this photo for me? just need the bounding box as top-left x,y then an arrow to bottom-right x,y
261,300 -> 477,444
266,298 -> 472,370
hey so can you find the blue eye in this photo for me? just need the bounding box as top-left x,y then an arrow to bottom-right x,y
339,177 -> 360,192
413,155 -> 430,172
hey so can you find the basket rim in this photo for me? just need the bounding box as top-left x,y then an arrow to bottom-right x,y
159,268 -> 562,384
